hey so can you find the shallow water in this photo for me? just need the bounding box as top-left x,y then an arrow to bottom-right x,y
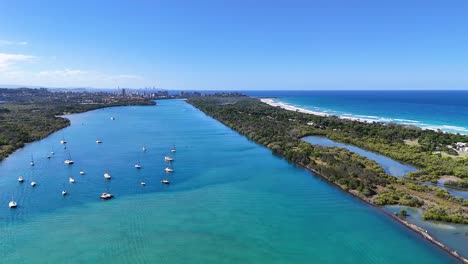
0,100 -> 459,263
302,135 -> 416,177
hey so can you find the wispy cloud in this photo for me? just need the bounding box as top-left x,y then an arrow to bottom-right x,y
0,40 -> 28,46
0,53 -> 35,71
38,69 -> 88,77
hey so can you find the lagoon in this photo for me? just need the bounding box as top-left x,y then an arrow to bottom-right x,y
0,100 -> 458,263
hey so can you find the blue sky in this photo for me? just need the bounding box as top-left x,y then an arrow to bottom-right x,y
1,0 -> 467,90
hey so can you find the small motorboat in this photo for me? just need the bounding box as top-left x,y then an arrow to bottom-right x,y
165,167 -> 174,173
104,172 -> 111,179
110,117 -> 116,120
64,159 -> 74,165
8,201 -> 17,208
69,177 -> 75,183
96,140 -> 102,144
47,155 -> 51,159
141,181 -> 146,186
31,181 -> 37,187
135,163 -> 142,169
142,146 -> 147,152
18,176 -> 24,183
62,190 -> 68,196
80,171 -> 85,175
164,156 -> 174,162
100,193 -> 113,200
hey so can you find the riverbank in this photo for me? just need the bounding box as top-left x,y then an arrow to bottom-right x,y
0,88 -> 155,161
188,96 -> 468,262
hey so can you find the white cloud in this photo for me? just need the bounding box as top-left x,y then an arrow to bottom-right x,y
0,40 -> 28,46
38,69 -> 88,77
0,53 -> 35,71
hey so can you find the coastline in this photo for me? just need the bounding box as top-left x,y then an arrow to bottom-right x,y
259,98 -> 467,263
260,98 -> 468,135
189,98 -> 468,263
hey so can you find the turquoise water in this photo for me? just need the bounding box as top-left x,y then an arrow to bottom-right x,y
246,90 -> 468,134
0,100 -> 459,263
385,206 -> 468,258
302,136 -> 417,178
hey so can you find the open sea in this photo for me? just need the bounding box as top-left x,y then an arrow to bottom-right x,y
0,99 -> 460,263
245,90 -> 468,134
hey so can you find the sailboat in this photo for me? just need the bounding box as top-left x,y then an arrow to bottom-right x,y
96,139 -> 102,144
164,164 -> 174,173
64,150 -> 74,165
142,146 -> 147,152
69,177 -> 75,183
31,181 -> 37,187
135,161 -> 142,169
8,199 -> 17,208
79,170 -> 85,175
18,176 -> 24,183
140,181 -> 146,186
62,190 -> 68,196
110,117 -> 116,120
60,136 -> 67,144
30,154 -> 35,166
164,156 -> 174,162
161,172 -> 170,184
170,144 -> 176,153
100,180 -> 113,199
104,172 -> 111,180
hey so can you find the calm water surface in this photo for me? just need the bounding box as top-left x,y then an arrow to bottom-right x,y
302,136 -> 417,178
0,100 -> 458,263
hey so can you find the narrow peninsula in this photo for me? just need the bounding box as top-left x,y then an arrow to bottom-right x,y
188,95 -> 468,262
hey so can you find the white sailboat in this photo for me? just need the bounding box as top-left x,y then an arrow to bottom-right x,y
8,200 -> 17,208
31,181 -> 37,187
80,170 -> 85,175
18,176 -> 24,183
170,144 -> 176,153
161,172 -> 170,184
104,172 -> 111,180
62,190 -> 68,196
164,156 -> 174,162
140,181 -> 146,186
142,146 -> 147,152
164,167 -> 174,173
64,150 -> 74,165
60,136 -> 67,144
30,155 -> 35,166
110,117 -> 116,120
69,177 -> 75,183
96,139 -> 102,144
135,161 -> 142,169
100,192 -> 113,199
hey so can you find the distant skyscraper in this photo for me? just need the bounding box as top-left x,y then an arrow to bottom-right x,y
121,88 -> 126,96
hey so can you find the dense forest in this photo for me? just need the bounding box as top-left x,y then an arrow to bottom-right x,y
0,88 -> 154,160
188,96 -> 468,224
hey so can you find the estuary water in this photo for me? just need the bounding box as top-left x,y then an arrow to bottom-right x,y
302,136 -> 417,178
0,100 -> 459,263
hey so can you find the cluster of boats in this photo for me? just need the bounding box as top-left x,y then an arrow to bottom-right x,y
8,124 -> 178,208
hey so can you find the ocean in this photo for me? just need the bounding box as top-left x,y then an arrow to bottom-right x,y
245,90 -> 468,134
0,99 -> 459,263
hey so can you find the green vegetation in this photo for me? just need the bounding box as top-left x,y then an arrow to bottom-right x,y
0,88 -> 154,160
444,179 -> 468,189
188,96 -> 468,224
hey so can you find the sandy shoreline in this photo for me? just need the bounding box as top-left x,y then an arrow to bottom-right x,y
260,98 -> 468,135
